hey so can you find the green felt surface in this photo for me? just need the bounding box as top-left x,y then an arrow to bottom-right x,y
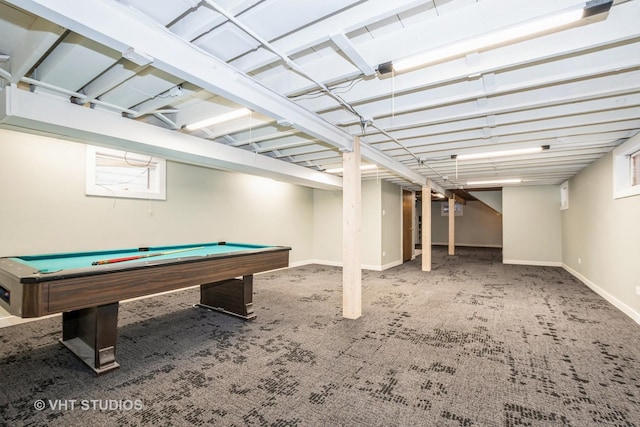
11,242 -> 270,272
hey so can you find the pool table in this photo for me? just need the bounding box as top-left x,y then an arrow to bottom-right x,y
0,242 -> 290,375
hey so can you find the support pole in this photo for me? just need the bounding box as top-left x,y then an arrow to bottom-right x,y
448,197 -> 455,256
421,184 -> 431,271
343,136 -> 362,319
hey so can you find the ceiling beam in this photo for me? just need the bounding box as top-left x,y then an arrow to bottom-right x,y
269,1 -> 639,116
5,0 -> 428,188
0,86 -> 343,190
323,56 -> 640,129
230,0 -> 433,73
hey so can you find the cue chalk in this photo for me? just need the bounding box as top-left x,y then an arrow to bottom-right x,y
35,268 -> 62,274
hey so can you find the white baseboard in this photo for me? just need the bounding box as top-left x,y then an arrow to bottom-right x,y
504,259 -> 563,267
295,259 -> 401,271
297,259 -> 341,268
373,260 -> 403,271
0,312 -> 59,328
563,264 -> 640,326
432,243 -> 503,248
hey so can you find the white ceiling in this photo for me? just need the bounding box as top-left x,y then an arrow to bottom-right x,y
0,0 -> 638,194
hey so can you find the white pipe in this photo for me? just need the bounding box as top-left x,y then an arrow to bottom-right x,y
0,68 -> 11,81
22,77 -> 87,100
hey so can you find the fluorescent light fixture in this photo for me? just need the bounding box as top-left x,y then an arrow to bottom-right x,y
384,1 -> 611,73
325,164 -> 378,174
184,108 -> 252,131
467,179 -> 522,186
453,145 -> 549,161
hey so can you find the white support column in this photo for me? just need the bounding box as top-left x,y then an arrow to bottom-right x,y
421,184 -> 431,271
448,197 -> 455,256
343,136 -> 362,319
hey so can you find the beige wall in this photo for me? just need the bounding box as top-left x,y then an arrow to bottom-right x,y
431,200 -> 503,248
562,152 -> 640,322
312,188 -> 342,264
502,186 -> 562,266
311,179 -> 403,270
362,180 -> 382,268
0,129 -> 314,262
381,180 -> 402,268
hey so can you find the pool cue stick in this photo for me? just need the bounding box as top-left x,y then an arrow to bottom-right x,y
91,246 -> 205,266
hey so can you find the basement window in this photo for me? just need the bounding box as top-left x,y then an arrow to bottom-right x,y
86,146 -> 166,200
560,181 -> 569,210
613,135 -> 640,199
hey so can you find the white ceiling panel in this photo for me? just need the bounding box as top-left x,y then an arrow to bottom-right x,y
194,22 -> 260,62
34,33 -> 120,91
98,68 -> 183,109
118,0 -> 198,26
238,0 -> 363,41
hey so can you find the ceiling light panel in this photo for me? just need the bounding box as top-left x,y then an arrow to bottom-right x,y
467,178 -> 523,185
184,108 -> 252,131
393,6 -> 585,72
455,146 -> 549,161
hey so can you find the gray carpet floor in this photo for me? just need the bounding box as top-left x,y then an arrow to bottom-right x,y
1,247 -> 639,426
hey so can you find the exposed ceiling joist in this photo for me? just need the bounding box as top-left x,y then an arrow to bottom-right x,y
5,0 -> 429,189
0,86 -> 344,190
0,0 -> 636,193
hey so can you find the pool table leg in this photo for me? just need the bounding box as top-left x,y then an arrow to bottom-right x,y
197,275 -> 256,320
60,302 -> 120,375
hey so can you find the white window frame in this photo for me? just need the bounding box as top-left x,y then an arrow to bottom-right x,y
86,145 -> 166,200
613,133 -> 640,199
560,181 -> 569,210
